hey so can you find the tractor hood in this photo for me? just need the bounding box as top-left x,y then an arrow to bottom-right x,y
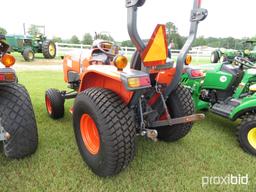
188,63 -> 223,72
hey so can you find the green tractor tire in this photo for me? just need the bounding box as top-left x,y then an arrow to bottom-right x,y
210,51 -> 219,63
42,40 -> 56,59
23,48 -> 34,62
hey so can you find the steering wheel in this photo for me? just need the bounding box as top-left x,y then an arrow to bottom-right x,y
234,56 -> 255,69
96,41 -> 120,57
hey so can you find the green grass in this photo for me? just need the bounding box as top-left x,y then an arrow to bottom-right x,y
1,71 -> 256,192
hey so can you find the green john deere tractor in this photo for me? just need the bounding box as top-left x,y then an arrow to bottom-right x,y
6,24 -> 56,61
211,40 -> 256,63
182,56 -> 256,155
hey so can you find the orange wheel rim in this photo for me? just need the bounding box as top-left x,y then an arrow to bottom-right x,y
45,96 -> 52,114
80,114 -> 100,155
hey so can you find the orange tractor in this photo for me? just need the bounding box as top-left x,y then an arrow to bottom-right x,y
45,0 -> 207,177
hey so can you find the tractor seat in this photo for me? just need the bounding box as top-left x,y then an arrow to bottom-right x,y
220,64 -> 244,98
90,50 -> 111,65
220,64 -> 241,76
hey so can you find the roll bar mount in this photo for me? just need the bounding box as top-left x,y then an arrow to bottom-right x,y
126,0 -> 208,96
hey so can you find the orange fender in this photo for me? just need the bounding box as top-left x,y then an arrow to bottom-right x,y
79,65 -> 134,104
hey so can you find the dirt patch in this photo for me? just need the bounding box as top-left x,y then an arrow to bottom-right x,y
13,59 -> 63,71
13,64 -> 62,71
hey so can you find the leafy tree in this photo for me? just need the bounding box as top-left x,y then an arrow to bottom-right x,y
28,25 -> 41,36
82,33 -> 93,45
165,22 -> 184,49
69,35 -> 80,44
0,27 -> 7,35
166,22 -> 177,44
121,40 -> 134,47
251,35 -> 256,41
95,33 -> 114,42
52,36 -> 63,43
193,36 -> 207,47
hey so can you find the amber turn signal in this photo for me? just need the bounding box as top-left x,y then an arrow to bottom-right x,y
185,55 -> 192,65
114,55 -> 128,71
1,54 -> 16,67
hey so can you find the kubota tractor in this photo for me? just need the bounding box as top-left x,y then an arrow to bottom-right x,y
45,0 -> 207,177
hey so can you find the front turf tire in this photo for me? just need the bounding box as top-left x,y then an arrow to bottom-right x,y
0,84 -> 38,158
210,51 -> 219,63
45,89 -> 65,119
237,115 -> 256,155
73,88 -> 136,177
156,84 -> 195,142
23,48 -> 34,62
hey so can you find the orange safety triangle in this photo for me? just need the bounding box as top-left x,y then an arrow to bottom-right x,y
141,24 -> 168,67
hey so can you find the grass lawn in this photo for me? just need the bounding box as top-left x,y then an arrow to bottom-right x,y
0,70 -> 256,192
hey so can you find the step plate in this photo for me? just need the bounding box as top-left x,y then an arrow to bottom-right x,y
210,103 -> 235,118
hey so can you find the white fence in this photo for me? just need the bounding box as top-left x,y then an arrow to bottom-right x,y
55,43 -> 212,58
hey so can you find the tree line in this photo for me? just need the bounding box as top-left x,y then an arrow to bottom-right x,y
1,25 -> 255,49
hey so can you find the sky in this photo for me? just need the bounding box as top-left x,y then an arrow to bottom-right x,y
1,0 -> 256,41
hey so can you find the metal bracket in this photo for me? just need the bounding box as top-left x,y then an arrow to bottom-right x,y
149,114 -> 205,128
0,118 -> 6,141
138,96 -> 146,131
126,0 -> 145,8
190,8 -> 208,22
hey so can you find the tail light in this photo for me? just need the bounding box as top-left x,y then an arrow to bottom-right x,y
0,72 -> 16,82
197,0 -> 202,6
128,76 -> 150,88
191,69 -> 204,78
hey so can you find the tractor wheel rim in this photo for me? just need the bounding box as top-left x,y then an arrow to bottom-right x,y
49,44 -> 55,56
248,128 -> 256,149
80,114 -> 100,155
29,52 -> 33,60
210,54 -> 214,62
45,96 -> 52,114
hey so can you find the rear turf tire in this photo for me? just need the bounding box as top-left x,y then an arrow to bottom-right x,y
236,115 -> 256,155
45,89 -> 64,119
0,84 -> 38,158
156,84 -> 195,142
73,88 -> 136,177
42,40 -> 56,59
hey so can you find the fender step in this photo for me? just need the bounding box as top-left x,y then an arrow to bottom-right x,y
210,103 -> 235,118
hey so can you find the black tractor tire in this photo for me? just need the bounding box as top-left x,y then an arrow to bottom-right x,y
42,40 -> 56,59
73,88 -> 136,177
0,84 -> 38,158
236,115 -> 256,155
210,51 -> 219,63
45,89 -> 64,119
23,48 -> 34,62
156,84 -> 195,142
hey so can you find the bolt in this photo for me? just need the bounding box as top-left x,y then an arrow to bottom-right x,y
147,130 -> 158,142
4,132 -> 11,140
